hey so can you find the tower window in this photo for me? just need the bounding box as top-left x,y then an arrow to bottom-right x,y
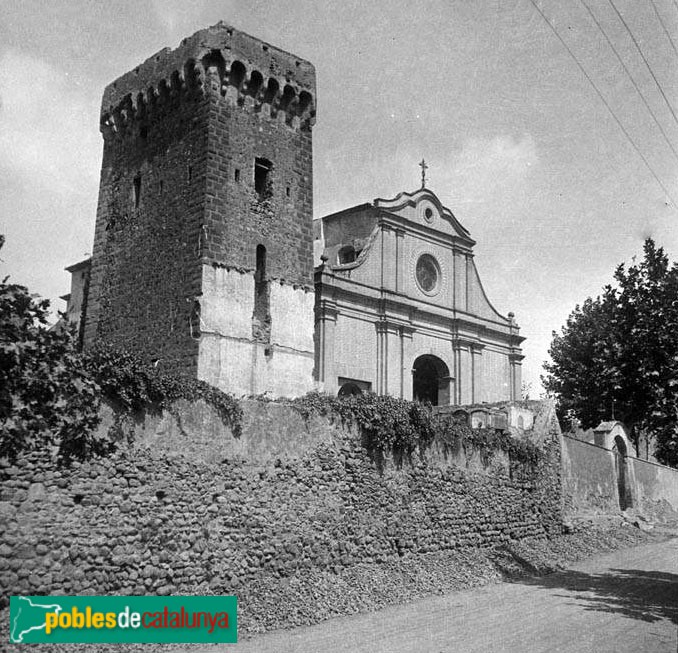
254,157 -> 272,200
133,175 -> 141,208
252,244 -> 271,343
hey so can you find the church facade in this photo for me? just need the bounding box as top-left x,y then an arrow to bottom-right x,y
315,187 -> 523,404
66,22 -> 523,405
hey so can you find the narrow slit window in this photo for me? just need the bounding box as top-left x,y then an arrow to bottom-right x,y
234,168 -> 240,182
133,175 -> 141,208
252,244 -> 271,343
254,157 -> 272,200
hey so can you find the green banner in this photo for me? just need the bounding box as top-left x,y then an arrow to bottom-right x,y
9,595 -> 237,644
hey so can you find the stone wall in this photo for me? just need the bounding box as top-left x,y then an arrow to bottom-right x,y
561,436 -> 619,517
0,400 -> 562,605
561,434 -> 678,519
630,457 -> 678,518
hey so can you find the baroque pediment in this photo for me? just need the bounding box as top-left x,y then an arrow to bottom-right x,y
373,188 -> 474,246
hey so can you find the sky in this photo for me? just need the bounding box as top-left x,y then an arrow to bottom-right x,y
1,0 -> 677,395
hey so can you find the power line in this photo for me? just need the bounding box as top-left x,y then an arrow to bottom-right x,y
579,0 -> 678,163
649,0 -> 678,60
527,0 -> 678,208
607,0 -> 678,128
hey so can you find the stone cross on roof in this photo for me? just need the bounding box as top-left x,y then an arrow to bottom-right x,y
419,158 -> 428,188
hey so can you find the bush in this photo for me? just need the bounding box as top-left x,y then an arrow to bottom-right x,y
0,279 -> 104,462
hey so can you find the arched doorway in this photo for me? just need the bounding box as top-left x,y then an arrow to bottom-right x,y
412,355 -> 450,406
613,435 -> 632,510
338,382 -> 363,397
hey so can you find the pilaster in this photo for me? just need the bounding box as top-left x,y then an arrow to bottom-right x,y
317,301 -> 338,390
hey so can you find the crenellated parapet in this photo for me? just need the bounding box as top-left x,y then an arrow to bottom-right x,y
100,21 -> 317,139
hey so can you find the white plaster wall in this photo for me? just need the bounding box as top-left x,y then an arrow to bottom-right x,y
198,337 -> 315,398
269,282 -> 315,352
197,265 -> 315,397
334,314 -> 376,385
200,266 -> 253,339
483,349 -> 510,401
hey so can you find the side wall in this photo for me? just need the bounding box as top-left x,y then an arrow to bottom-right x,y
0,400 -> 562,602
631,457 -> 678,517
561,436 -> 619,516
562,435 -> 678,519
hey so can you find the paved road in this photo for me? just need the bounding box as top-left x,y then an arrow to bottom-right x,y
219,538 -> 678,653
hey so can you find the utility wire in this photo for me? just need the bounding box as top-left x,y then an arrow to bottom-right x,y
649,0 -> 678,60
580,0 -> 678,163
607,0 -> 678,128
527,0 -> 678,207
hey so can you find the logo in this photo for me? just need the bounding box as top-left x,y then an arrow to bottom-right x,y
9,596 -> 237,644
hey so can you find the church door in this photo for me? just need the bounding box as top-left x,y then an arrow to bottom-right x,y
412,355 -> 450,406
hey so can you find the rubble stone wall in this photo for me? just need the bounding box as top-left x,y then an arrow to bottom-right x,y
0,400 -> 562,602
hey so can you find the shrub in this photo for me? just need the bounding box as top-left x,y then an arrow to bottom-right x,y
0,278 -> 103,462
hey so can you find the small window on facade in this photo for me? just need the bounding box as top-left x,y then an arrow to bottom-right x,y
286,186 -> 291,197
254,157 -> 272,200
338,245 -> 357,265
234,168 -> 240,182
188,166 -> 193,182
133,175 -> 141,208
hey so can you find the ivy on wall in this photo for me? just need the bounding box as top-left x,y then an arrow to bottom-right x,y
84,342 -> 242,437
272,392 -> 543,466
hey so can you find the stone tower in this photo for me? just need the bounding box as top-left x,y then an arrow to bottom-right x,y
83,23 -> 317,396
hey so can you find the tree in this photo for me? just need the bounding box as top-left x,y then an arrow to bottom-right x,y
0,240 -> 103,461
543,238 -> 678,467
